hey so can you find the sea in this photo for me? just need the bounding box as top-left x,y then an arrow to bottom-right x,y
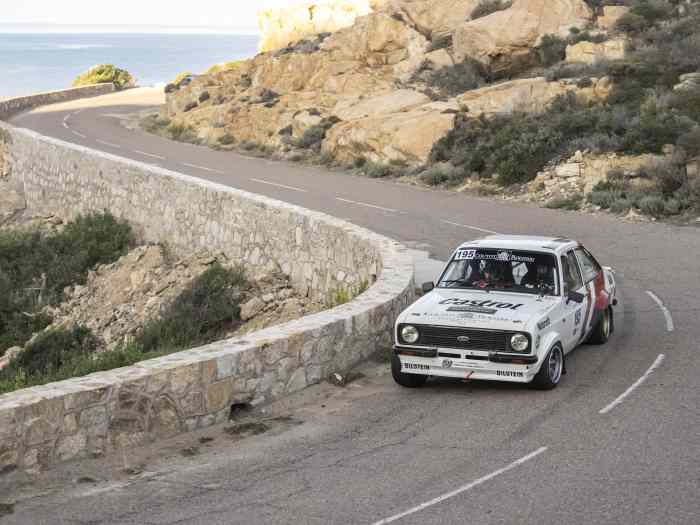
0,32 -> 260,99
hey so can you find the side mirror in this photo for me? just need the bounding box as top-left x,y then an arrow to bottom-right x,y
422,282 -> 435,294
567,290 -> 585,304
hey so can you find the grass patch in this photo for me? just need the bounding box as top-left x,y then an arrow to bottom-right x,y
330,280 -> 369,307
0,212 -> 134,356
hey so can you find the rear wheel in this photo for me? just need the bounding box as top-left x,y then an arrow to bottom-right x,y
391,354 -> 428,388
532,345 -> 564,390
588,307 -> 612,345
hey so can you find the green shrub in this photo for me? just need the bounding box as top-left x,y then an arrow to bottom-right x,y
141,114 -> 172,134
0,342 -> 165,395
218,133 -> 235,145
173,72 -> 194,86
638,194 -> 667,216
0,212 -> 133,354
471,0 -> 512,20
423,59 -> 487,99
361,161 -> 394,179
296,117 -> 340,151
643,159 -> 686,196
420,165 -> 452,186
2,325 -> 99,379
538,34 -> 568,67
72,64 -> 134,90
609,197 -> 634,214
545,195 -> 583,210
136,263 -> 247,352
206,61 -> 244,75
588,189 -> 626,209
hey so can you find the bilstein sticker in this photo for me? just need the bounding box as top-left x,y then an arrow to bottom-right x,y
537,318 -> 551,331
496,370 -> 524,378
403,363 -> 430,371
440,298 -> 524,311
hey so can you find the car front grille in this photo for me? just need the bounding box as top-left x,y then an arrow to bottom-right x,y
401,325 -> 517,352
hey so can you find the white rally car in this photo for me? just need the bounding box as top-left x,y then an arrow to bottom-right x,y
393,236 -> 617,390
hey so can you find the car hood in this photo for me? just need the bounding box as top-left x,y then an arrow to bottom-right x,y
399,288 -> 559,332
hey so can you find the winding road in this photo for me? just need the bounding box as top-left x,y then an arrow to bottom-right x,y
5,88 -> 700,525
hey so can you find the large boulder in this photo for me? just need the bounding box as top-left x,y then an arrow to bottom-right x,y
453,0 -> 593,76
456,77 -> 610,116
566,38 -> 627,65
378,0 -> 480,39
323,103 -> 456,164
258,0 -> 385,52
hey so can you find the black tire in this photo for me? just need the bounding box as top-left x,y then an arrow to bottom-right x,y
532,345 -> 564,390
587,307 -> 612,345
391,354 -> 428,388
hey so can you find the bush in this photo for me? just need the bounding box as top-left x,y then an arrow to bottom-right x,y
644,159 -> 686,196
538,34 -> 568,67
136,263 -> 247,352
424,59 -> 487,99
173,72 -> 194,86
588,189 -> 626,209
2,326 -> 99,379
206,61 -> 244,75
471,0 -> 512,20
638,194 -> 667,216
296,117 -> 340,151
545,195 -> 583,210
362,161 -> 393,179
72,64 -> 134,90
0,341 -> 164,395
0,212 -> 133,354
218,133 -> 235,145
420,165 -> 452,186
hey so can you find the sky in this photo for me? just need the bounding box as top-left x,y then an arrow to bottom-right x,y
0,0 -> 301,33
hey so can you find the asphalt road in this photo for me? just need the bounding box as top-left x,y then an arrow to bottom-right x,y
4,89 -> 700,525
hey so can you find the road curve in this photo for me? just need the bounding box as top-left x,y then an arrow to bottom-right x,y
5,89 -> 700,525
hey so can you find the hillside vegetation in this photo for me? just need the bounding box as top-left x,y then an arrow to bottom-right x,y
72,64 -> 134,90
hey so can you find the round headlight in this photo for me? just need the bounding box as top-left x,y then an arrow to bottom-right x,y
510,334 -> 529,352
401,325 -> 420,344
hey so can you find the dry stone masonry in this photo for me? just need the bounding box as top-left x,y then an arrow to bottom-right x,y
0,118 -> 415,475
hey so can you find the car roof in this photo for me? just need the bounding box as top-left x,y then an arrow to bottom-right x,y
458,235 -> 578,253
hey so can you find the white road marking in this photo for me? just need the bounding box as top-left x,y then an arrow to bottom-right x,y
599,354 -> 666,415
181,162 -> 224,174
95,139 -> 121,149
62,121 -> 69,129
371,447 -> 547,525
335,197 -> 399,213
440,219 -> 499,235
71,130 -> 87,139
251,178 -> 308,193
645,291 -> 674,332
134,150 -> 166,160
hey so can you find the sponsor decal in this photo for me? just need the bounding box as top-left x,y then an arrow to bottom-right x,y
456,336 -> 471,343
574,308 -> 582,326
404,363 -> 430,371
439,298 -> 524,311
455,250 -> 535,263
447,305 -> 497,314
442,359 -> 454,369
537,317 -> 551,331
496,370 -> 524,378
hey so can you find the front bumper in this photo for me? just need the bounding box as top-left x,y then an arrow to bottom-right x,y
394,346 -> 540,383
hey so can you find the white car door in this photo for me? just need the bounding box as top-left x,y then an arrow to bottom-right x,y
560,250 -> 589,353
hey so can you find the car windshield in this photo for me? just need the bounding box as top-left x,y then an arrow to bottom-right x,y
438,248 -> 560,296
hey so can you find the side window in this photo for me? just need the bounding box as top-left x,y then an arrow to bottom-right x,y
561,252 -> 583,292
575,247 -> 601,283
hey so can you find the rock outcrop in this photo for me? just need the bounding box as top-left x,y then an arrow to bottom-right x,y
453,0 -> 593,76
258,0 -> 380,52
164,0 -> 611,166
596,5 -> 630,31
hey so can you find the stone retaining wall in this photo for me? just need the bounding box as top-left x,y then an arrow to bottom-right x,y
0,84 -> 116,120
0,124 -> 415,474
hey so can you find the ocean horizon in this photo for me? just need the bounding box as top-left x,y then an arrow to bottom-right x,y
0,30 -> 260,99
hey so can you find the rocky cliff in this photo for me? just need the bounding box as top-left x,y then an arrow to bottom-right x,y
164,0 -> 616,167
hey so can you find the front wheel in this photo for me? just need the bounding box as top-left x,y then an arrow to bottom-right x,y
391,354 -> 428,388
587,307 -> 612,345
532,345 -> 564,390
